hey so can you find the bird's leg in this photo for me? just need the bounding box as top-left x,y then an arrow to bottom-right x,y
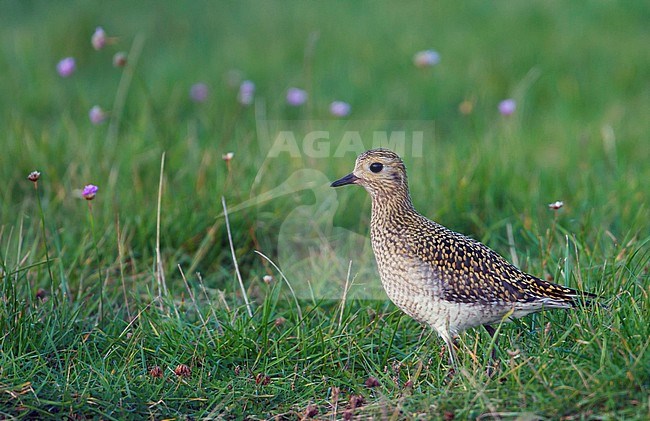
483,324 -> 499,377
443,336 -> 457,378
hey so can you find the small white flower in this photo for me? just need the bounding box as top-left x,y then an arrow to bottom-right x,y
27,171 -> 41,182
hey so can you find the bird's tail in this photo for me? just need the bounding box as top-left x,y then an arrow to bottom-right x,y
525,275 -> 599,307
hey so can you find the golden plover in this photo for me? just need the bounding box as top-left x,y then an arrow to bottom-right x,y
331,148 -> 594,366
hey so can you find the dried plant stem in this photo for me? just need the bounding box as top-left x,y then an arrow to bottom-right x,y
33,182 -> 57,302
253,250 -> 303,321
222,197 -> 253,318
178,264 -> 214,343
87,202 -> 103,321
116,217 -> 131,320
542,210 -> 560,274
196,272 -> 222,332
338,260 -> 353,329
107,33 -> 145,150
506,222 -> 519,268
155,152 -> 168,309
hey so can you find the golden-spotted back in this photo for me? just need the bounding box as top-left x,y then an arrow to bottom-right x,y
331,148 -> 595,366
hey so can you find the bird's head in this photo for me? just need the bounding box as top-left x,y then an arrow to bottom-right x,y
331,148 -> 409,199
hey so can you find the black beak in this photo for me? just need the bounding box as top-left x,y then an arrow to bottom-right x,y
331,173 -> 359,187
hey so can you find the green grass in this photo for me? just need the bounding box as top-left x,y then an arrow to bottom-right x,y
1,0 -> 649,419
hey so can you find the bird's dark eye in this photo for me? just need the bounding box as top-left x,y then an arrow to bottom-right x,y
369,162 -> 383,173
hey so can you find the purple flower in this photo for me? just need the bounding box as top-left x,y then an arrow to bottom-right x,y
286,88 -> 307,106
329,101 -> 351,117
238,80 -> 255,105
91,27 -> 106,50
57,57 -> 76,77
498,99 -> 517,116
113,52 -> 127,67
82,184 -> 98,200
190,83 -> 209,103
413,50 -> 440,68
89,106 -> 107,125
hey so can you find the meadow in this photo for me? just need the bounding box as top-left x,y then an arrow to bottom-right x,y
1,1 -> 649,419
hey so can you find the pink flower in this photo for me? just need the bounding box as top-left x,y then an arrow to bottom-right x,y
329,101 -> 351,117
89,106 -> 107,125
190,83 -> 209,103
413,50 -> 440,68
113,52 -> 127,67
91,27 -> 106,50
57,57 -> 76,77
82,184 -> 98,200
498,99 -> 517,116
286,88 -> 307,106
238,80 -> 255,105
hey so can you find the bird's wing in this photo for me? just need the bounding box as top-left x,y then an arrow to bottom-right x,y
412,221 -> 590,305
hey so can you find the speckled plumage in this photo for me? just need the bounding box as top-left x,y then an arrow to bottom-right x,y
331,148 -> 594,365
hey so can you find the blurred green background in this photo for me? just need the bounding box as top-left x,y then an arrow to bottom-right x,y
1,1 -> 649,418
2,0 -> 648,279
